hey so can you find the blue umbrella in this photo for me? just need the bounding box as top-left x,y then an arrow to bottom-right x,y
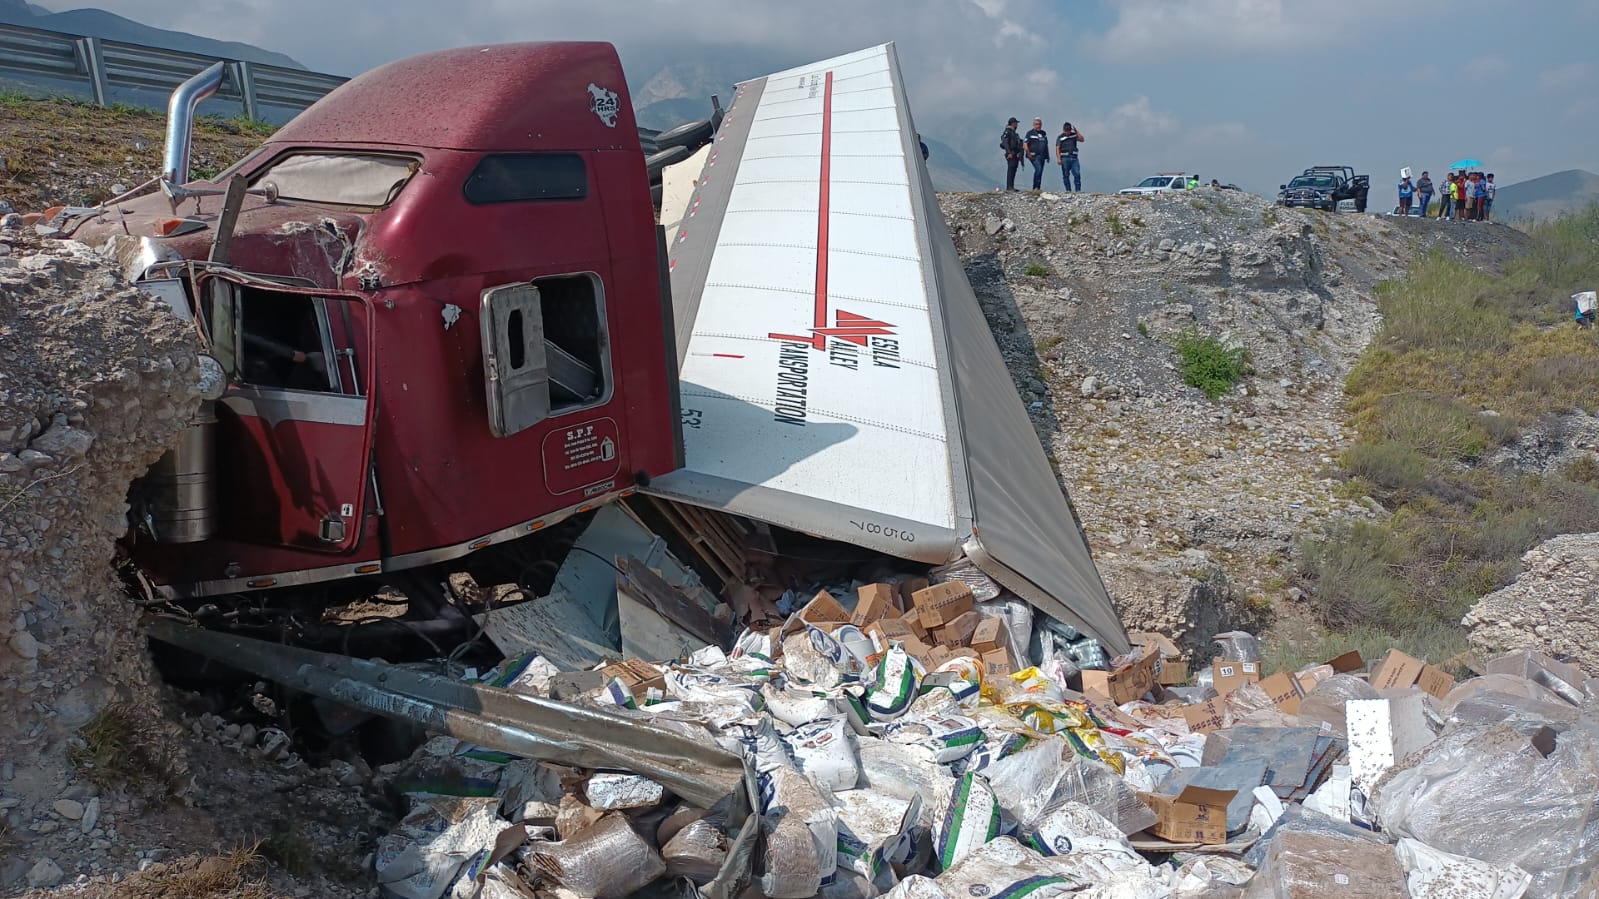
1450,158 -> 1483,170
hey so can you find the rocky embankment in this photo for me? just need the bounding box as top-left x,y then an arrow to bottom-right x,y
939,189 -> 1530,652
1464,534 -> 1599,673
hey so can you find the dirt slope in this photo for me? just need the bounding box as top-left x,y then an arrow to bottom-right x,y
938,188 -> 1530,653
0,95 -> 265,212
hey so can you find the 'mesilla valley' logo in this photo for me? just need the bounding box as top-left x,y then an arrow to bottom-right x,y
587,83 -> 619,128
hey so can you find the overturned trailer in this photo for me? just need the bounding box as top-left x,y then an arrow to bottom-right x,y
653,45 -> 1127,654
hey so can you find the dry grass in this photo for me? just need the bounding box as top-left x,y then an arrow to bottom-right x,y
0,93 -> 265,210
115,845 -> 281,899
68,704 -> 188,795
1302,206 -> 1599,651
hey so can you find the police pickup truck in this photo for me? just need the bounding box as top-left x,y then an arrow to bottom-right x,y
1276,166 -> 1369,213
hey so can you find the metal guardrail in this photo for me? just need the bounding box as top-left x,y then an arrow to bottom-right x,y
0,21 -> 672,149
0,21 -> 348,119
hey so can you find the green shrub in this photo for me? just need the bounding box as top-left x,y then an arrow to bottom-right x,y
1024,263 -> 1049,278
1370,394 -> 1489,460
1298,204 -> 1599,653
1106,213 -> 1125,236
1342,442 -> 1430,491
1173,330 -> 1249,399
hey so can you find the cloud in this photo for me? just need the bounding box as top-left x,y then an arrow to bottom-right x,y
1102,96 -> 1179,136
1407,64 -> 1439,84
1094,0 -> 1444,60
1026,68 -> 1060,88
967,0 -> 1006,17
1541,62 -> 1594,91
1465,55 -> 1509,79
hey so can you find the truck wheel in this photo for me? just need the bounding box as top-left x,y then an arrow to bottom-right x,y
645,145 -> 693,181
654,118 -> 715,152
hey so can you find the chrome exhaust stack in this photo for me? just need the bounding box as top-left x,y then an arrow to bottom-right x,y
162,61 -> 226,185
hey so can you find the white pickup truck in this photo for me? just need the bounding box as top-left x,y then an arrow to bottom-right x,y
1118,172 -> 1190,195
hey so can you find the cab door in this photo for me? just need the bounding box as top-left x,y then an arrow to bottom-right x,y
202,275 -> 376,553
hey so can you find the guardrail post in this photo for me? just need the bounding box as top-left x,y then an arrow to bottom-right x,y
75,36 -> 109,106
232,60 -> 260,121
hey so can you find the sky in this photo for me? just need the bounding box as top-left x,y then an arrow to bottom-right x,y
36,0 -> 1599,195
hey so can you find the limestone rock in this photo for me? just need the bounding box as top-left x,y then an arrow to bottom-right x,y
1463,534 -> 1599,675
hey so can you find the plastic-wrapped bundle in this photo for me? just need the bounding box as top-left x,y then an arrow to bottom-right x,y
1374,721 -> 1599,898
1026,801 -> 1141,867
981,739 -> 1074,832
764,681 -> 845,727
864,645 -> 923,721
1067,637 -> 1108,671
1395,837 -> 1532,899
1295,674 -> 1379,737
376,796 -> 509,899
661,818 -> 728,884
750,719 -> 839,898
523,814 -> 667,899
931,837 -> 1083,898
883,715 -> 984,764
786,716 -> 861,792
932,773 -> 1001,871
833,788 -> 919,879
1047,756 -> 1158,837
929,558 -> 1003,601
857,738 -> 955,813
783,630 -> 848,689
1211,631 -> 1262,663
1245,829 -> 1405,899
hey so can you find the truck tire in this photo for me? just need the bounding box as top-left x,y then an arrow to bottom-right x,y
645,145 -> 693,180
654,118 -> 714,152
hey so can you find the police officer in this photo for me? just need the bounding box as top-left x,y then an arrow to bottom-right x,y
1055,122 -> 1085,192
1024,117 -> 1050,190
1000,118 -> 1024,190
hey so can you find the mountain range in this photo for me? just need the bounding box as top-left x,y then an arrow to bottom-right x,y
1492,169 -> 1599,224
0,0 -> 306,69
3,6 -> 1591,206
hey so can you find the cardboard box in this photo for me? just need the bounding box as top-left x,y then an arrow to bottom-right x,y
851,584 -> 896,626
982,647 -> 1017,678
1257,670 -> 1304,714
1325,650 -> 1365,674
897,607 -> 929,641
1180,697 -> 1227,734
1267,831 -> 1407,898
1130,631 -> 1189,685
1211,660 -> 1262,697
797,590 -> 852,626
1084,696 -> 1147,730
909,582 -> 974,628
897,577 -> 930,610
933,610 -> 981,647
1081,649 -> 1159,705
970,618 -> 1009,654
1369,648 -> 1456,699
1415,665 -> 1456,699
1369,649 -> 1424,691
1138,785 -> 1236,844
901,639 -> 938,668
601,659 -> 666,697
865,618 -> 917,649
927,645 -> 981,668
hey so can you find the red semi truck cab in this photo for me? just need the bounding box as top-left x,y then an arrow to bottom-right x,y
71,43 -> 683,597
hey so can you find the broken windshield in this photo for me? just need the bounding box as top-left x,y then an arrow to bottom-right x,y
250,153 -> 420,209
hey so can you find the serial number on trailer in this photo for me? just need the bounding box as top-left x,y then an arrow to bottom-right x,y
850,520 -> 916,542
